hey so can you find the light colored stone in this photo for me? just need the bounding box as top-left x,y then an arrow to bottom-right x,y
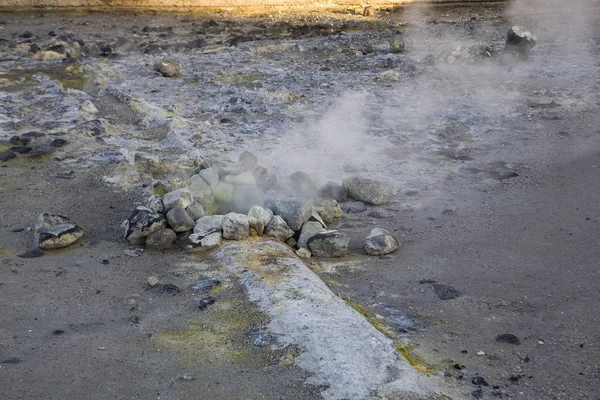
198,167 -> 219,189
364,228 -> 400,256
194,215 -> 223,236
313,199 -> 343,224
269,197 -> 313,231
342,177 -> 393,205
264,215 -> 294,241
123,206 -> 167,244
296,247 -> 311,259
163,188 -> 193,211
35,213 -> 84,250
145,228 -> 177,249
307,230 -> 349,258
222,213 -> 250,240
298,221 -> 325,249
154,60 -> 180,77
188,174 -> 212,201
166,206 -> 195,232
187,231 -> 222,252
186,202 -> 205,220
248,216 -> 265,236
146,194 -> 164,214
248,205 -> 274,226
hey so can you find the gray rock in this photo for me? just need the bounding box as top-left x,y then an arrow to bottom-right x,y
308,210 -> 327,228
313,199 -> 343,223
307,231 -> 349,258
269,197 -> 313,231
504,26 -> 538,61
188,174 -> 212,202
232,185 -> 264,214
145,228 -> 177,249
123,206 -> 167,244
248,205 -> 274,226
340,201 -> 367,214
248,216 -> 265,236
166,206 -> 195,232
0,151 -> 17,162
146,194 -> 165,214
224,170 -> 256,186
163,188 -> 193,211
319,181 -> 347,202
298,221 -> 325,249
342,177 -> 393,205
364,228 -> 400,256
390,37 -> 405,54
186,202 -> 205,220
368,208 -> 393,219
286,237 -> 298,248
154,60 -> 180,77
295,247 -> 311,259
289,171 -> 316,195
212,181 -> 235,203
264,215 -> 295,241
252,165 -> 278,191
187,231 -> 222,252
193,215 -> 223,236
35,213 -> 84,250
222,213 -> 249,240
239,150 -> 258,171
198,167 -> 219,189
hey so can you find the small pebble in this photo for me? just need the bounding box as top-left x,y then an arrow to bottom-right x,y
198,296 -> 216,310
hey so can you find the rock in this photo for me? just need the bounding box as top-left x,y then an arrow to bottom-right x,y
10,146 -> 32,154
198,167 -> 219,189
238,150 -> 258,171
286,237 -> 298,248
298,221 -> 325,249
364,228 -> 400,256
504,26 -> 538,61
123,206 -> 167,244
319,181 -> 347,202
390,37 -> 405,54
148,276 -> 160,287
432,283 -> 461,300
166,206 -> 195,232
50,139 -> 68,148
145,228 -> 177,249
363,6 -> 376,16
35,213 -> 84,250
471,377 -> 488,387
9,136 -> 30,146
154,60 -> 180,77
496,333 -> 521,345
193,215 -> 223,236
188,175 -> 212,203
0,151 -> 17,161
146,194 -> 164,214
252,165 -> 277,191
248,205 -> 274,226
340,201 -> 367,214
187,231 -> 222,252
296,248 -> 311,259
186,202 -> 205,220
198,296 -> 216,310
264,215 -> 295,241
342,177 -> 394,205
222,213 -> 250,240
162,188 -> 193,212
56,171 -> 75,179
368,209 -> 393,219
269,197 -> 313,231
289,171 -> 316,195
224,170 -> 256,186
186,37 -> 207,49
248,216 -> 265,236
232,185 -> 264,214
313,199 -> 343,224
192,276 -> 221,293
17,248 -> 45,258
307,231 -> 349,258
212,181 -> 235,203
309,210 -> 327,228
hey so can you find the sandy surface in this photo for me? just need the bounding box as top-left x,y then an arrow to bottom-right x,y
1,2 -> 599,399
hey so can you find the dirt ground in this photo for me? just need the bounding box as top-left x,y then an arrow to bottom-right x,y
1,2 -> 599,399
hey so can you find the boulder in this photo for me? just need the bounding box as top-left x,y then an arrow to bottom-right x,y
248,216 -> 265,236
194,215 -> 223,236
319,181 -> 347,202
504,26 -> 538,61
307,231 -> 349,258
364,228 -> 400,256
188,174 -> 213,202
212,181 -> 235,203
264,215 -> 295,241
313,199 -> 343,224
146,194 -> 164,214
232,185 -> 264,214
252,165 -> 278,191
198,167 -> 219,189
222,213 -> 250,240
186,202 -> 205,220
166,206 -> 195,232
162,188 -> 193,211
269,197 -> 313,231
123,206 -> 167,244
298,221 -> 325,249
289,171 -> 316,195
248,205 -> 274,226
187,231 -> 222,252
145,228 -> 177,249
342,177 -> 393,205
35,213 -> 84,250
238,150 -> 258,171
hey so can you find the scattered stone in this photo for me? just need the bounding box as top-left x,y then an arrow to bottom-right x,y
17,248 -> 45,258
186,202 -> 205,220
191,276 -> 221,293
198,167 -> 219,189
238,150 -> 258,171
187,231 -> 222,252
56,170 -> 75,179
390,37 -> 405,54
0,151 -> 17,162
298,221 -> 325,249
340,201 -> 367,214
11,228 -> 25,233
154,60 -> 180,77
472,376 -> 489,386
198,296 -> 216,310
180,373 -> 195,381
269,197 -> 313,231
146,194 -> 165,214
147,276 -> 160,286
307,230 -> 349,258
232,185 -> 264,214
320,181 -> 348,202
432,283 -> 461,300
9,136 -> 30,146
313,199 -> 343,224
50,139 -> 68,148
166,206 -> 195,232
162,188 -> 193,212
264,215 -> 295,241
35,213 -> 84,250
248,216 -> 265,236
123,206 -> 167,244
368,208 -> 393,219
295,247 -> 311,259
157,283 -> 180,294
193,215 -> 223,236
364,228 -> 400,256
10,146 -> 32,154
246,330 -> 273,347
145,228 -> 177,249
248,205 -> 274,226
252,165 -> 278,191
123,248 -> 144,257
342,177 -> 394,205
1,357 -> 21,364
222,213 -> 250,240
496,333 -> 521,345
504,26 -> 538,61
289,171 -> 316,195
128,315 -> 140,324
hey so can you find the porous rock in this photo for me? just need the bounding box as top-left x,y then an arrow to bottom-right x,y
35,213 -> 84,250
187,231 -> 222,252
313,199 -> 343,224
166,206 -> 195,232
162,188 -> 193,211
264,215 -> 295,241
307,230 -> 349,258
269,197 -> 313,231
222,213 -> 250,240
298,221 -> 325,249
194,215 -> 223,236
364,228 -> 400,256
123,206 -> 166,244
248,205 -> 274,226
342,177 -> 393,205
145,228 -> 177,249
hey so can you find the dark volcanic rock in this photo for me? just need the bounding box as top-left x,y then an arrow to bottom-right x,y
364,228 -> 400,256
17,248 -> 45,258
432,283 -> 461,300
496,333 -> 521,345
0,151 -> 17,161
504,26 -> 538,61
307,230 -> 349,258
123,206 -> 167,244
10,146 -> 32,154
34,213 -> 84,250
50,139 -> 68,148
